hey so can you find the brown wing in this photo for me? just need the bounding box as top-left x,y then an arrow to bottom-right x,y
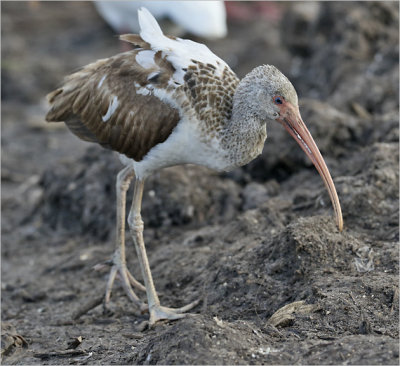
182,61 -> 240,138
46,41 -> 180,162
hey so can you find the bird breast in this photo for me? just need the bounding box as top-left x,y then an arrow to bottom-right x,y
130,113 -> 237,179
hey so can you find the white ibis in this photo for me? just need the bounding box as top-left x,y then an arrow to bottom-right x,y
46,7 -> 343,325
94,1 -> 227,40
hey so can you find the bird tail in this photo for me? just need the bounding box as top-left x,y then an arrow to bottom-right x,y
138,7 -> 163,39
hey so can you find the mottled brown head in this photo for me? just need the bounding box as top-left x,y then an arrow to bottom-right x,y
235,64 -> 343,231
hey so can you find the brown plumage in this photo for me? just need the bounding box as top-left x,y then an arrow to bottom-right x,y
183,61 -> 239,138
46,42 -> 180,161
46,32 -> 240,162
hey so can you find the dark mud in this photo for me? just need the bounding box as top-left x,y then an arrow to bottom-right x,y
1,2 -> 399,365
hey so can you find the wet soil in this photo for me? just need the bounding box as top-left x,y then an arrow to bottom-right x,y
1,1 -> 399,364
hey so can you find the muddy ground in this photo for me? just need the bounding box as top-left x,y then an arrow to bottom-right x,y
1,1 -> 399,365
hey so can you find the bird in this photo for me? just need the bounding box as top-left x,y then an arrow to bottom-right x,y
46,7 -> 343,325
94,1 -> 227,40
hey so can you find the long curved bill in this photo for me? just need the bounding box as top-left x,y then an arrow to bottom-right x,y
278,105 -> 343,231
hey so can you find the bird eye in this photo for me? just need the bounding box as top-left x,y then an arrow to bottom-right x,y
274,96 -> 283,105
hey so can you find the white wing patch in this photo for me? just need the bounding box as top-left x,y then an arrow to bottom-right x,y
102,95 -> 119,122
137,7 -> 231,84
97,75 -> 107,89
135,50 -> 156,69
134,80 -> 181,112
147,71 -> 160,81
134,82 -> 151,96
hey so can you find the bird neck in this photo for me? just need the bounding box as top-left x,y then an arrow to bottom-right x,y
220,90 -> 267,168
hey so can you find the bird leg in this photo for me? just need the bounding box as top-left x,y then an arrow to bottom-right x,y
103,165 -> 147,313
128,179 -> 200,325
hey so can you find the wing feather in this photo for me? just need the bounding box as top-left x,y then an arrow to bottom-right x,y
46,50 -> 180,161
136,6 -> 233,85
133,7 -> 240,134
46,8 -> 240,162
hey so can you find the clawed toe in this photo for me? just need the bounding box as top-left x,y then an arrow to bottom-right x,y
149,299 -> 201,325
103,261 -> 147,311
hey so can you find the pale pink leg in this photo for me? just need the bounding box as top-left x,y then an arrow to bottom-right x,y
103,165 -> 147,312
127,179 -> 200,325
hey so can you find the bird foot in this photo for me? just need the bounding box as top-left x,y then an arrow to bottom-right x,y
97,257 -> 148,313
149,299 -> 201,326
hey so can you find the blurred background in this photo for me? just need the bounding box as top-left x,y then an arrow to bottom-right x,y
1,1 -> 399,364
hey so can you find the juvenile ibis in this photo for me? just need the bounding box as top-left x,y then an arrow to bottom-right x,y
46,8 -> 343,325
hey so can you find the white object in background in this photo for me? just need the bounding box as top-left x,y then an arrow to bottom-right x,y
94,1 -> 227,39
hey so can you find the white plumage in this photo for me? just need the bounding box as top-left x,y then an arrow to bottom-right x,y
137,7 -> 230,85
95,1 -> 227,40
135,49 -> 156,69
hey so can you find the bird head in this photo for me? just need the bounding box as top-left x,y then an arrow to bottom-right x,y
239,65 -> 343,231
